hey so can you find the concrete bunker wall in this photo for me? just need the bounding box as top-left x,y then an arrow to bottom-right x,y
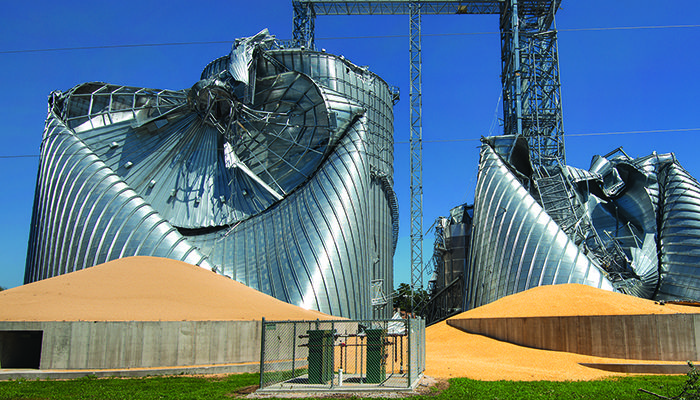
448,313 -> 700,361
0,321 -> 261,370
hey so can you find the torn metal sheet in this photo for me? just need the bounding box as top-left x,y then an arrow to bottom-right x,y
466,142 -> 614,310
25,31 -> 398,319
430,136 -> 700,317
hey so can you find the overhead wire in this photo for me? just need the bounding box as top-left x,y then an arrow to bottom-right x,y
0,41 -> 234,55
1,24 -> 698,54
393,127 -> 700,144
1,22 -> 697,158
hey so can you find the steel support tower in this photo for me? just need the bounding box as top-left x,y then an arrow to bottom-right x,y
408,3 -> 424,306
291,0 -> 564,303
500,0 -> 565,167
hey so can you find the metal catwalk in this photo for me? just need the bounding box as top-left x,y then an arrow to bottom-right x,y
25,30 -> 398,319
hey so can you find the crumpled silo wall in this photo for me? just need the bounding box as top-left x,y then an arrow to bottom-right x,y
466,138 -> 614,310
463,135 -> 700,310
24,30 -> 397,319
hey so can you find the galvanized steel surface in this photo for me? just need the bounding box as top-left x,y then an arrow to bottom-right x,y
657,157 -> 700,300
25,31 -> 397,319
467,141 -> 613,309
461,137 -> 700,310
292,0 -> 565,317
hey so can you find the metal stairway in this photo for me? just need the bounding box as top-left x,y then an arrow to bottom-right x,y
534,172 -> 587,244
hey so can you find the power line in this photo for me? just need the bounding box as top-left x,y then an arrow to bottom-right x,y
560,24 -> 700,33
3,127 -> 699,159
319,24 -> 700,40
394,127 -> 700,144
566,127 -> 700,137
0,41 -> 233,55
1,24 -> 698,55
0,154 -> 40,159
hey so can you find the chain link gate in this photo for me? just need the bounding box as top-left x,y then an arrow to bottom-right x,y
258,318 -> 425,392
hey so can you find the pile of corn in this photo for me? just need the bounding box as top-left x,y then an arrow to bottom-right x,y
425,284 -> 697,381
0,256 -> 332,321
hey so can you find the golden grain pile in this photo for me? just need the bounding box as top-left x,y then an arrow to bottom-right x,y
449,283 -> 694,319
0,256 -> 332,321
425,284 -> 698,381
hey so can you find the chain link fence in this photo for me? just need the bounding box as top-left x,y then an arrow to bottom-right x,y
258,318 -> 425,392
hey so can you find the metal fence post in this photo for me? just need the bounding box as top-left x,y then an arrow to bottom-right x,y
292,321 -> 297,379
421,318 -> 426,374
331,320 -> 335,388
407,318 -> 412,387
259,317 -> 266,389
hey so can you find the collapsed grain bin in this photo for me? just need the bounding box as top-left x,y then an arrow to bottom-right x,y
423,204 -> 472,323
24,30 -> 398,319
426,135 -> 700,324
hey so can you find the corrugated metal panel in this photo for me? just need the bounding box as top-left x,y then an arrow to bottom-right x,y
467,142 -> 614,310
658,158 -> 700,300
25,115 -> 212,283
25,31 -> 396,319
442,138 -> 700,311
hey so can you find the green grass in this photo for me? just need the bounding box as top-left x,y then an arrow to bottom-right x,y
443,375 -> 687,400
0,373 -> 260,400
0,373 -> 689,400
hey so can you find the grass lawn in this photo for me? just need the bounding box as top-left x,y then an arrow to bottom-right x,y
0,373 -> 691,400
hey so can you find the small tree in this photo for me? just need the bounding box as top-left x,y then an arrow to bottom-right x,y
677,362 -> 700,400
392,283 -> 429,315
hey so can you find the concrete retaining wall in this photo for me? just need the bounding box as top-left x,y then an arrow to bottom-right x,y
447,314 -> 700,361
0,321 -> 261,370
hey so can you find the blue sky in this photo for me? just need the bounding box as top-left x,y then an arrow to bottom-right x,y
0,1 -> 698,290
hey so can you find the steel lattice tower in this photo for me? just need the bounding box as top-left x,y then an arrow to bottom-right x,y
500,0 -> 564,166
293,1 -> 315,48
291,0 -> 564,304
408,3 -> 424,304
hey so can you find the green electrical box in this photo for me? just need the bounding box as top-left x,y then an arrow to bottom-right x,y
307,329 -> 334,384
365,329 -> 386,383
